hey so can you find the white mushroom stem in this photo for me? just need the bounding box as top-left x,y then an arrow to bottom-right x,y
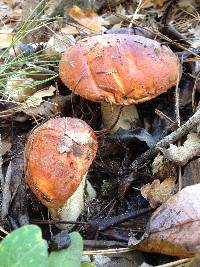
101,102 -> 140,133
49,173 -> 96,230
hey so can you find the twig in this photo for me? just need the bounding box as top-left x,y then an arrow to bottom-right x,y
176,48 -> 200,59
1,162 -> 12,219
160,0 -> 190,48
130,108 -> 200,172
83,247 -> 135,255
0,226 -> 8,235
90,207 -> 152,231
0,135 -> 4,188
155,109 -> 176,125
160,25 -> 190,49
175,74 -> 181,128
155,258 -> 191,267
33,207 -> 152,231
175,72 -> 182,190
129,0 -> 144,30
31,219 -> 88,225
192,72 -> 200,112
84,240 -> 127,249
161,0 -> 176,26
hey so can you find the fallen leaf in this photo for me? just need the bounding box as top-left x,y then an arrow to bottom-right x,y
23,85 -> 56,108
140,176 -> 176,208
142,0 -> 169,7
5,75 -> 35,102
3,0 -> 22,18
129,184 -> 200,257
21,94 -> 69,118
0,1 -> 12,19
60,24 -> 80,35
67,5 -> 108,33
44,33 -> 75,57
151,153 -> 176,179
0,28 -> 14,49
153,0 -> 169,7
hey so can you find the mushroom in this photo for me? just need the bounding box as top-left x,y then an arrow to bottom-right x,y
59,34 -> 180,133
24,117 -> 98,229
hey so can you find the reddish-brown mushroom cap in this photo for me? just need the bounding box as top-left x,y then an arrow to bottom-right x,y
59,34 -> 180,105
25,117 -> 98,209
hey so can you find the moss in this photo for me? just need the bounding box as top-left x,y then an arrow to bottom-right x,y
101,180 -> 113,197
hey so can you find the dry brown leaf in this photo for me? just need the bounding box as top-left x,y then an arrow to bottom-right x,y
0,28 -> 14,49
142,0 -> 169,8
153,0 -> 169,7
67,5 -> 108,33
140,176 -> 176,208
151,153 -> 176,180
60,24 -> 80,35
21,94 -> 70,118
129,184 -> 200,257
23,85 -> 56,108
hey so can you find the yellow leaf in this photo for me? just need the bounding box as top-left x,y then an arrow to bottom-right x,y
67,5 -> 108,33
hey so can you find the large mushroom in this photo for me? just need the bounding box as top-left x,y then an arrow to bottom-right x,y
24,117 -> 98,229
59,34 -> 180,132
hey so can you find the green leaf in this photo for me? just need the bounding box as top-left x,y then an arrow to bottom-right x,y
0,224 -> 48,267
49,232 -> 83,267
81,262 -> 97,267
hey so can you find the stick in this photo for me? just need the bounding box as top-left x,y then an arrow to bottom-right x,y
130,108 -> 200,172
155,258 -> 191,267
174,72 -> 182,190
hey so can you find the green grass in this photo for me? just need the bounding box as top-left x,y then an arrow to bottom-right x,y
0,0 -> 60,102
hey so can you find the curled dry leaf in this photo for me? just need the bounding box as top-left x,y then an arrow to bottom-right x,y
23,85 -> 56,108
15,95 -> 70,121
140,176 -> 176,208
129,184 -> 200,257
18,86 -> 56,117
160,133 -> 200,166
67,5 -> 108,33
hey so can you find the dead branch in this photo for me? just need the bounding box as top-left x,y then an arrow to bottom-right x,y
119,108 -> 200,198
130,108 -> 200,172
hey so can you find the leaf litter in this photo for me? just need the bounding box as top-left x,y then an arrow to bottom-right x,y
0,0 -> 200,266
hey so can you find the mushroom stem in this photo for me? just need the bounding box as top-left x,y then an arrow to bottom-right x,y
101,102 -> 140,133
49,174 -> 96,229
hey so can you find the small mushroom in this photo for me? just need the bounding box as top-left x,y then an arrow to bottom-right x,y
24,117 -> 98,229
59,34 -> 180,133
